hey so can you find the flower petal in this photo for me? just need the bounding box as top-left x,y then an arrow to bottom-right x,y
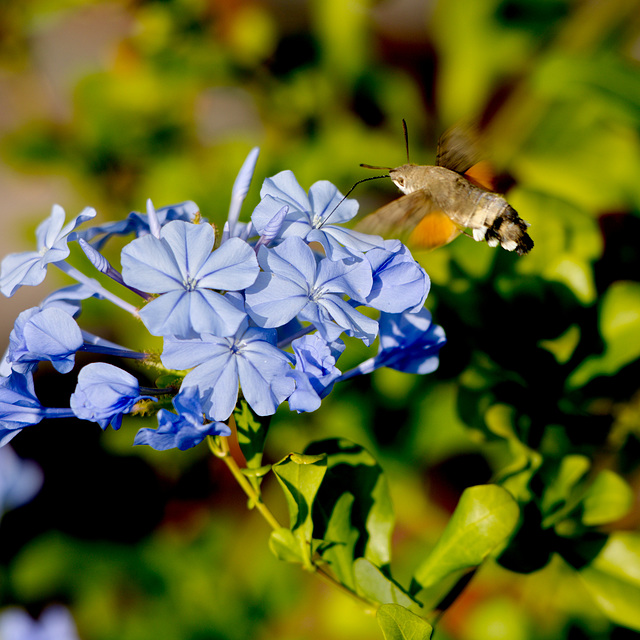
197,237 -> 259,290
308,180 -> 358,224
260,170 -> 310,211
121,233 -> 183,293
159,220 -> 216,282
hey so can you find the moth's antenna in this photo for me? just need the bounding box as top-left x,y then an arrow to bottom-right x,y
360,164 -> 393,171
320,174 -> 388,228
402,119 -> 410,163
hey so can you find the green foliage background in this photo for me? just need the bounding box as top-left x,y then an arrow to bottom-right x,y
1,0 -> 640,639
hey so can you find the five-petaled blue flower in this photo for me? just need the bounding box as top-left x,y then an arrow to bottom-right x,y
0,372 -> 74,446
134,387 -> 230,451
70,363 -> 156,430
0,204 -> 96,297
338,307 -> 446,382
252,170 -> 385,261
8,307 -> 83,374
287,334 -> 344,413
245,236 -> 379,345
162,317 -> 295,422
121,220 -> 259,339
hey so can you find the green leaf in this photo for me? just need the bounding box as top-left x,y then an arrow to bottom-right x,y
305,438 -> 394,572
233,400 -> 271,471
484,404 -> 542,503
376,604 -> 433,640
271,452 -> 327,568
589,532 -> 640,585
568,281 -> 640,387
354,559 -> 419,609
581,470 -> 633,526
580,533 -> 640,631
268,528 -> 309,565
507,188 -> 601,304
540,454 -> 590,527
539,324 -> 581,364
240,465 -> 272,479
321,492 -> 360,589
411,485 -> 520,597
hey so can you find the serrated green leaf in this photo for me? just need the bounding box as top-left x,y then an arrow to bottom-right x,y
376,604 -> 433,640
354,559 -> 419,609
305,438 -> 394,571
581,470 -> 633,526
411,485 -> 519,596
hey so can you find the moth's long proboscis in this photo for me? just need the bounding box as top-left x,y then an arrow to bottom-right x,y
320,174 -> 389,228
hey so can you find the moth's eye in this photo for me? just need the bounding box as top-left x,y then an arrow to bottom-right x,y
396,177 -> 405,187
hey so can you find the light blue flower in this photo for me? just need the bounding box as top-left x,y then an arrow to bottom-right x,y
134,387 -> 230,451
121,220 -> 259,339
227,147 -> 260,235
252,171 -> 384,260
253,205 -> 288,251
245,237 -> 378,345
375,308 -> 446,374
287,334 -> 344,412
39,283 -> 105,318
360,240 -> 430,313
339,307 -> 446,381
0,372 -> 74,447
162,318 -> 295,421
74,200 -> 201,250
8,307 -> 83,374
0,446 -> 42,519
70,363 -> 156,430
0,204 -> 96,297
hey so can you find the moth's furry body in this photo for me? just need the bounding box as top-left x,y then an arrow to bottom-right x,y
389,164 -> 532,254
356,125 -> 534,255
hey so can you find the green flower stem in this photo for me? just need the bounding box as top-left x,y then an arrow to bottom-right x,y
207,435 -> 379,613
207,435 -> 281,531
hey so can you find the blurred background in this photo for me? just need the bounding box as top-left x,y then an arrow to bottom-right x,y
1,0 -> 640,638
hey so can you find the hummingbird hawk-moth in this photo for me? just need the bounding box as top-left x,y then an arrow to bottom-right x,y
355,124 -> 534,255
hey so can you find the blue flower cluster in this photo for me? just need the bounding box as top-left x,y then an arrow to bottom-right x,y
0,149 -> 446,451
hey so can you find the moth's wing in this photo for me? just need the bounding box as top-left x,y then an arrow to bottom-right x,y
356,190 -> 462,250
408,209 -> 462,250
436,125 -> 482,174
356,190 -> 434,238
437,125 -> 500,192
463,160 -> 497,191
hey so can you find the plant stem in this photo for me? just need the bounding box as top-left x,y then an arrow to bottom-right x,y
207,435 -> 281,531
207,435 -> 380,613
